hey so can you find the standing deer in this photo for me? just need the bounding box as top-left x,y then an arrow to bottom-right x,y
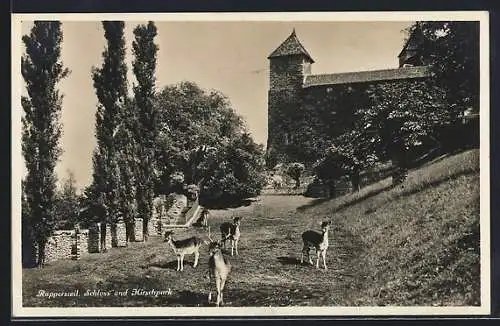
220,216 -> 241,256
206,227 -> 231,307
199,208 -> 210,227
164,230 -> 205,271
301,220 -> 331,270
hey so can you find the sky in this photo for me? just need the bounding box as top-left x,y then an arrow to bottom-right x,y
19,20 -> 413,191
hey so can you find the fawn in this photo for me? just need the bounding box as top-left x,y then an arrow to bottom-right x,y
220,216 -> 241,256
301,220 -> 331,270
164,230 -> 205,271
206,227 -> 231,307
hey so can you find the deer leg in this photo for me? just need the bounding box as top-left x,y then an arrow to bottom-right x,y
215,277 -> 222,307
316,249 -> 321,269
322,250 -> 327,270
176,256 -> 180,271
208,273 -> 213,303
308,248 -> 313,265
231,240 -> 234,256
193,251 -> 199,268
180,254 -> 185,271
220,277 -> 227,306
235,239 -> 239,256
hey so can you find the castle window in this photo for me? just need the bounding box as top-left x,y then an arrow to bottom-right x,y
326,87 -> 333,93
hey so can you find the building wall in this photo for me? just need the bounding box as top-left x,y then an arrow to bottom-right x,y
267,55 -> 309,165
269,70 -> 432,166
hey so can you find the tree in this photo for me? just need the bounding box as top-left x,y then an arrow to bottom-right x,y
91,21 -> 128,249
21,21 -> 70,267
201,132 -> 266,207
285,162 -> 305,189
154,81 -> 265,206
313,146 -> 346,198
132,21 -> 159,241
408,21 -> 479,117
154,81 -> 243,193
114,98 -> 139,243
53,170 -> 81,230
363,80 -> 448,184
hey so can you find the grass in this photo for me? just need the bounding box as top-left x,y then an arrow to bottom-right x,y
22,149 -> 480,307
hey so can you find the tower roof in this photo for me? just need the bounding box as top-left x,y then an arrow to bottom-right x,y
398,24 -> 425,58
268,29 -> 315,63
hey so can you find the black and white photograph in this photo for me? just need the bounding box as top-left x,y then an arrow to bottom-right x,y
11,11 -> 490,317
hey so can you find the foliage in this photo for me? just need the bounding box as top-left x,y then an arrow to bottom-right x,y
132,21 -> 159,240
154,81 -> 265,206
200,132 -> 266,207
21,21 -> 70,266
362,79 -> 448,183
408,21 -> 479,117
284,162 -> 305,189
52,170 -> 81,230
90,21 -> 129,227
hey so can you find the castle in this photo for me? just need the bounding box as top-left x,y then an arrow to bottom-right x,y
266,28 -> 432,166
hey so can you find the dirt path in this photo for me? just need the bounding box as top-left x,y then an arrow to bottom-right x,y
23,195 -> 366,307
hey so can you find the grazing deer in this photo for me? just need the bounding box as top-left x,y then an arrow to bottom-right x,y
206,227 -> 231,307
164,230 -> 204,271
199,208 -> 210,227
220,216 -> 241,256
301,220 -> 331,270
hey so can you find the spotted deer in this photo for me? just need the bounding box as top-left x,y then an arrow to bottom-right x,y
164,230 -> 205,271
206,227 -> 231,307
220,216 -> 241,256
301,220 -> 331,270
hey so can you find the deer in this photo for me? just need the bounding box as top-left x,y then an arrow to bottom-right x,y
164,230 -> 205,272
206,227 -> 231,307
300,220 -> 331,270
220,216 -> 241,256
199,208 -> 210,227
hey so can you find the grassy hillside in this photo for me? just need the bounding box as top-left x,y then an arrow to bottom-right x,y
299,149 -> 481,306
22,150 -> 480,307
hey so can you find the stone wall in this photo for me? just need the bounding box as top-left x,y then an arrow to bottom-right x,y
267,54 -> 306,165
44,230 -> 74,263
112,221 -> 127,247
105,224 -> 112,250
134,218 -> 144,241
27,220 -> 142,266
80,229 -> 89,254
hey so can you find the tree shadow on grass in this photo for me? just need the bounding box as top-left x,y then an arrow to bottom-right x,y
296,184 -> 395,213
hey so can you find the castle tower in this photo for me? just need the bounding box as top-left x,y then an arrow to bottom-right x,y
266,29 -> 314,166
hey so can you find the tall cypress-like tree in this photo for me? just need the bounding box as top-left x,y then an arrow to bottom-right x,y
132,21 -> 159,241
21,21 -> 70,267
91,21 -> 128,249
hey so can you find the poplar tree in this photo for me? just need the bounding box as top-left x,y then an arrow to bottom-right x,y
91,21 -> 128,249
132,21 -> 159,241
21,21 -> 69,266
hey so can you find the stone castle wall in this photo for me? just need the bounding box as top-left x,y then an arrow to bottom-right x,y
134,218 -> 144,241
112,221 -> 127,247
44,230 -> 75,263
